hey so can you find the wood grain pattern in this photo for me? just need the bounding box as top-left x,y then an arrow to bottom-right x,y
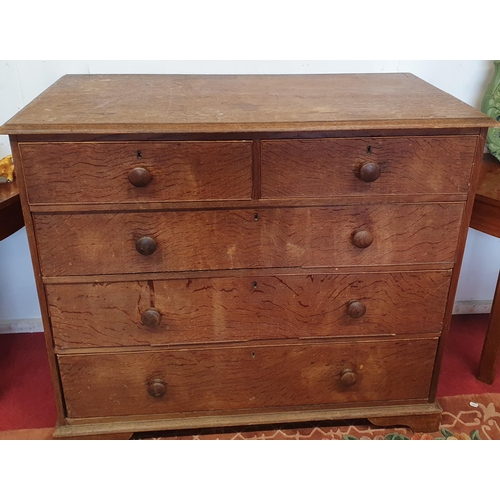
58,338 -> 438,418
4,73 -> 492,437
26,193 -> 469,213
0,178 -> 20,210
262,136 -> 477,198
40,264 -> 455,284
368,412 -> 441,433
8,136 -> 67,425
477,271 -> 500,384
476,153 -> 500,202
33,203 -> 464,276
20,141 -> 252,204
428,128 -> 489,400
46,271 -> 451,349
470,153 -> 500,239
53,402 -> 442,438
1,74 -> 495,135
251,139 -> 261,199
0,179 -> 24,241
470,198 -> 500,239
472,155 -> 500,384
11,128 -> 485,144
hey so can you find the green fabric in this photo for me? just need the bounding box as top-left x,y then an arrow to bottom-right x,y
481,60 -> 500,161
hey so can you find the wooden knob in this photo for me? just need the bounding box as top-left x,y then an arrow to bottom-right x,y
352,229 -> 373,248
359,162 -> 381,182
136,236 -> 157,255
148,378 -> 166,398
128,167 -> 151,187
141,308 -> 162,327
340,369 -> 357,387
347,300 -> 366,318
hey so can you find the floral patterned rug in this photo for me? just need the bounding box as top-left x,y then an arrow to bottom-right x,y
137,393 -> 500,440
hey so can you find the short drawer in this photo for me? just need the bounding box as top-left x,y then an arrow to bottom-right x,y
261,136 -> 477,198
34,203 -> 464,276
58,338 -> 438,418
19,141 -> 253,203
48,271 -> 451,349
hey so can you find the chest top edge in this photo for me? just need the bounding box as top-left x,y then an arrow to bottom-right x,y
1,74 -> 497,135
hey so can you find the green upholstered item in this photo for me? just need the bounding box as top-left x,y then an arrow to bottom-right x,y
481,60 -> 500,161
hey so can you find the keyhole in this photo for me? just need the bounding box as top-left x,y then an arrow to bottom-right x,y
254,213 -> 259,221
253,281 -> 257,289
137,150 -> 142,159
251,352 -> 256,359
366,145 -> 372,154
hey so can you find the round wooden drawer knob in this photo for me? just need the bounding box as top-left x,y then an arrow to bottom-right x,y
359,162 -> 381,182
347,300 -> 366,318
128,167 -> 151,187
141,308 -> 162,327
352,229 -> 373,249
148,378 -> 167,398
136,236 -> 157,255
340,369 -> 357,387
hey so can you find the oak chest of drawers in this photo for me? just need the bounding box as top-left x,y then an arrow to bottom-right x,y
1,74 -> 496,438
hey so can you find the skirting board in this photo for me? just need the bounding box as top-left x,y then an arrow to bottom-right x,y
452,300 -> 493,315
0,318 -> 44,334
0,301 -> 493,334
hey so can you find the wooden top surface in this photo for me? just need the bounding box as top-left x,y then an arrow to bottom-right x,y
477,153 -> 500,204
1,73 -> 497,135
0,179 -> 19,210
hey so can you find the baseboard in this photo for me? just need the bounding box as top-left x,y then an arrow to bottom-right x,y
0,318 -> 44,334
452,300 -> 493,315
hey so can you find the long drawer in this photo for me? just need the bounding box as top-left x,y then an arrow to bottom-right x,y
58,338 -> 438,418
34,203 -> 464,276
19,141 -> 253,203
47,271 -> 451,349
261,136 -> 477,198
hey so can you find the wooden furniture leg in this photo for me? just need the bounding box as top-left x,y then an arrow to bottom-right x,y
477,271 -> 500,384
368,407 -> 442,433
469,153 -> 500,383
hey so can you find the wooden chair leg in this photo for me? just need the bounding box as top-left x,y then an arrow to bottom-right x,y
477,271 -> 500,385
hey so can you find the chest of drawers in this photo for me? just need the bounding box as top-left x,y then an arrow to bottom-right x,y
1,74 -> 496,438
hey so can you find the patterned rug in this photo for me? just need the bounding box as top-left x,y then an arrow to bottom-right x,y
136,393 -> 500,440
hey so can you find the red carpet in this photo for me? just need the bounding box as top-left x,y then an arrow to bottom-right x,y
0,314 -> 496,432
0,332 -> 57,431
436,314 -> 499,396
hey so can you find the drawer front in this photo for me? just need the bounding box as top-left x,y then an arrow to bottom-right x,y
34,203 -> 463,276
48,271 -> 451,349
58,339 -> 438,418
19,141 -> 253,203
261,136 -> 477,198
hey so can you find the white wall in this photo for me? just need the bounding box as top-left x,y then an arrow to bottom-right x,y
1,60 -> 499,331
